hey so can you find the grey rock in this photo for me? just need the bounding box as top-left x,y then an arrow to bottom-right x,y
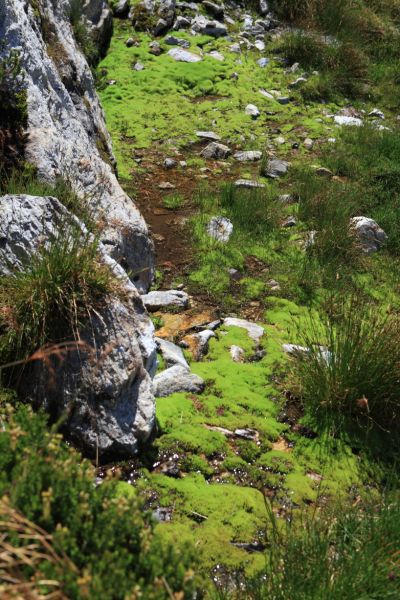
288,77 -> 307,88
1,0 -> 154,292
126,37 -> 135,47
114,0 -> 130,18
173,15 -> 191,30
282,216 -> 297,228
334,115 -> 363,127
142,290 -> 189,311
257,57 -> 269,68
230,345 -> 245,362
0,194 -> 157,458
158,181 -> 176,189
234,151 -> 262,162
113,0 -> 130,19
153,366 -> 205,397
263,159 -> 289,178
167,47 -> 202,62
245,104 -> 260,118
201,142 -> 231,159
207,217 -> 233,242
303,138 -> 314,149
223,318 -> 264,342
156,338 -> 190,369
313,166 -> 333,178
196,131 -> 221,141
279,194 -> 296,204
164,157 -> 177,169
259,88 -> 274,98
207,50 -> 225,61
259,0 -> 269,15
203,1 -> 224,18
235,179 -> 265,189
149,41 -> 163,55
254,40 -> 265,51
368,108 -> 385,120
266,278 -> 280,291
350,217 -> 387,254
187,330 -> 216,359
229,43 -> 241,53
277,96 -> 290,105
282,343 -> 309,357
164,35 -> 190,47
134,61 -> 145,71
191,15 -> 227,37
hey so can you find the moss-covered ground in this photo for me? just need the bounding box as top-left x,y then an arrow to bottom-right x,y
98,6 -> 400,581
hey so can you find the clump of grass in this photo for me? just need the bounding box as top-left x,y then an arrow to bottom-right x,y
0,223 -> 114,365
162,193 -> 185,210
239,494 -> 400,600
292,297 -> 400,443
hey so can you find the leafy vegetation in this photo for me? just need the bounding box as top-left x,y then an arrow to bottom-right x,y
0,402 -> 198,599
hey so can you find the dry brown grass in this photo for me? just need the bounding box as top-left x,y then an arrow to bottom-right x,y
0,496 -> 78,600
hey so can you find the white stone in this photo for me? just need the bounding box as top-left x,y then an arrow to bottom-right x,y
223,318 -> 264,342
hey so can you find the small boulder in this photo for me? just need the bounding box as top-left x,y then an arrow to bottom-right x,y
114,0 -> 130,19
235,179 -> 265,189
196,131 -> 221,141
233,150 -> 262,162
350,217 -> 387,254
230,345 -> 245,362
201,142 -> 231,159
245,104 -> 260,118
334,115 -> 363,127
207,216 -> 233,242
164,158 -> 177,169
153,365 -> 205,397
156,338 -> 190,369
167,48 -> 202,62
223,318 -> 264,342
173,16 -> 191,30
203,1 -> 224,18
141,290 -> 189,312
263,159 -> 289,178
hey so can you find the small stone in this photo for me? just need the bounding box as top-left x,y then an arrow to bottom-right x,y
133,62 -> 144,71
154,366 -> 205,397
279,194 -> 296,205
303,138 -> 314,150
277,96 -> 290,105
259,88 -> 274,99
275,136 -> 285,145
173,16 -> 191,30
235,179 -> 265,189
223,317 -> 264,342
167,48 -> 202,63
207,50 -> 225,61
350,216 -> 387,254
229,43 -> 241,53
334,115 -> 362,127
203,0 -> 224,18
165,35 -> 190,48
263,159 -> 289,179
164,158 -> 177,169
313,166 -> 333,178
233,150 -> 262,162
207,216 -> 233,242
158,182 -> 176,189
201,142 -> 232,159
142,290 -> 189,312
125,38 -> 135,48
288,77 -> 307,89
257,57 -> 269,68
368,108 -> 385,120
282,216 -> 297,228
230,345 -> 245,362
245,104 -> 260,118
266,279 -> 281,291
149,41 -> 162,56
179,160 -> 187,168
254,40 -> 266,51
156,338 -> 190,370
196,131 -> 221,141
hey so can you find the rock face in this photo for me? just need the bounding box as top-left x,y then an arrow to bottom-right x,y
0,194 -> 157,459
0,0 -> 154,292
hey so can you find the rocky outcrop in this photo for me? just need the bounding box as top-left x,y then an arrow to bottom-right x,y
350,216 -> 387,254
0,0 -> 154,292
0,194 -> 157,459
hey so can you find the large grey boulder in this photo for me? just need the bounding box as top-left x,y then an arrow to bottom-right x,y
0,194 -> 157,459
155,337 -> 190,369
350,216 -> 387,254
0,0 -> 154,292
263,159 -> 290,178
153,365 -> 205,397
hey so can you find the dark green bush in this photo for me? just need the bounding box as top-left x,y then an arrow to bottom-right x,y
0,402 -> 197,599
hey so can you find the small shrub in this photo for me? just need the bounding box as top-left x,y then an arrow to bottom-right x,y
0,224 -> 114,365
0,403 -> 198,599
292,297 -> 400,442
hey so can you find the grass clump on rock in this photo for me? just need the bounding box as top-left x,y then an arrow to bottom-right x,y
0,224 -> 113,365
